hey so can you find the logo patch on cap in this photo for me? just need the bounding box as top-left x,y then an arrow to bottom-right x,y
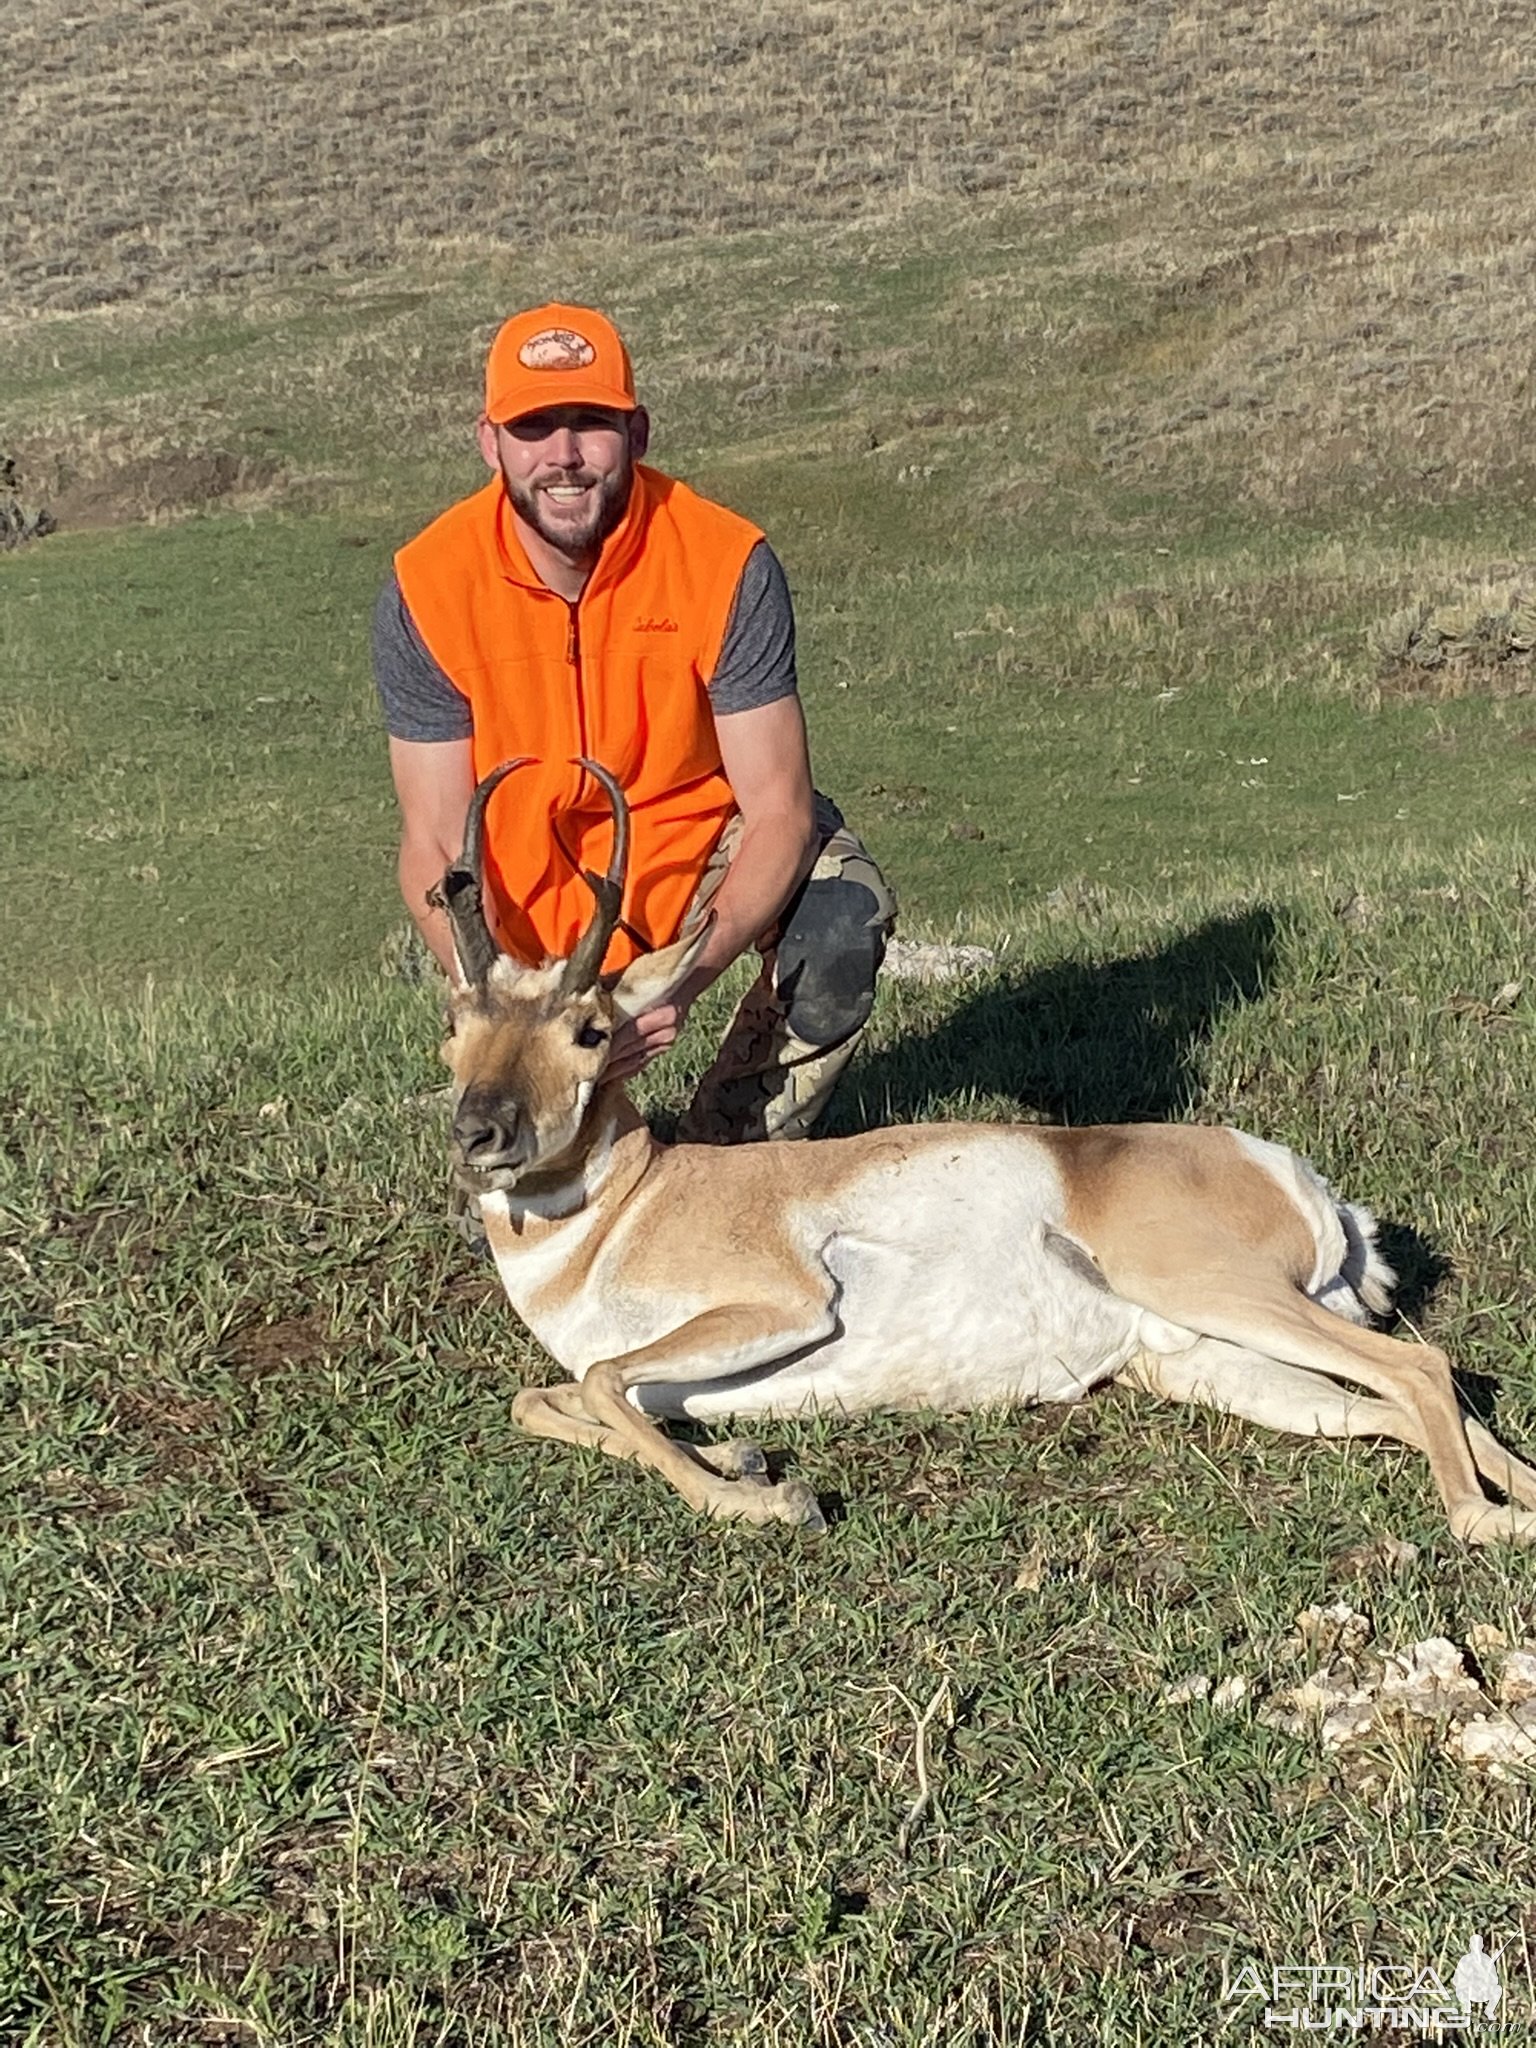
518,328 -> 597,371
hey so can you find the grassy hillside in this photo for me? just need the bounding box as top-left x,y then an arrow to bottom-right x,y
5,4 -> 1535,989
7,0 -> 1535,322
4,195 -> 1535,990
5,3 -> 1536,2043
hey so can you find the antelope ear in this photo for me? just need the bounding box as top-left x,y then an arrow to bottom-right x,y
605,916 -> 715,1020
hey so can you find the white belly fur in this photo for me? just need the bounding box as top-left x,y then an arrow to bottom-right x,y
629,1137 -> 1157,1422
637,1229 -> 1153,1420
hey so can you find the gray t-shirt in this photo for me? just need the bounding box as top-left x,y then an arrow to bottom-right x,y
373,536 -> 797,742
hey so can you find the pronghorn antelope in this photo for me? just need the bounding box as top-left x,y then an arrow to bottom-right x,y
434,757 -> 1536,1542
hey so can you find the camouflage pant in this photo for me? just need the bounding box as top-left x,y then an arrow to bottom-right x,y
675,794 -> 897,1145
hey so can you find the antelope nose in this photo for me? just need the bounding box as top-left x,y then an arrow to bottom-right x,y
453,1103 -> 522,1164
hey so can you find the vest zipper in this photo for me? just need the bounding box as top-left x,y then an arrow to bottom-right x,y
566,599 -> 589,768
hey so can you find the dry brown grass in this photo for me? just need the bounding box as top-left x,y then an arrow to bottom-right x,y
1092,177 -> 1536,508
7,0 -> 1534,315
5,1 -> 1536,524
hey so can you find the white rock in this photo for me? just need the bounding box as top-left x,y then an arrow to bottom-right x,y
1290,1601 -> 1373,1658
1379,1638 -> 1480,1703
1263,1674 -> 1377,1748
1447,1716 -> 1536,1768
1161,1674 -> 1213,1706
1320,1702 -> 1380,1751
1495,1650 -> 1536,1705
882,938 -> 998,983
1288,1674 -> 1375,1718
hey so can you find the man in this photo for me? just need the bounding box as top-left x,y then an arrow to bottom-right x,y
374,301 -> 895,1144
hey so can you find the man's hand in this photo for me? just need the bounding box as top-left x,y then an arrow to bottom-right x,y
605,999 -> 691,1080
602,696 -> 819,1082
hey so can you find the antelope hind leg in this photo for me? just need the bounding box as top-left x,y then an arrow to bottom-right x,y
1252,1301 -> 1536,1545
1126,1339 -> 1536,1505
1130,1282 -> 1536,1545
1461,1416 -> 1536,1512
1124,1338 -> 1411,1442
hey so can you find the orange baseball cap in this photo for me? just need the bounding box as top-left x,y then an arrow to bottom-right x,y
484,303 -> 637,423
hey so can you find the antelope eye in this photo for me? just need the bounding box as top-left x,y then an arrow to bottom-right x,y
575,1021 -> 608,1050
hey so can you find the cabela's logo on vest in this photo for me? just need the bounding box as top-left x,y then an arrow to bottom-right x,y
518,328 -> 597,371
635,616 -> 679,633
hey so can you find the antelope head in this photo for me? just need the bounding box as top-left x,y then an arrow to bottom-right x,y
433,756 -> 709,1196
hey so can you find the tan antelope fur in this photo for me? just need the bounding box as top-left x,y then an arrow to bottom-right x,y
434,758 -> 1536,1542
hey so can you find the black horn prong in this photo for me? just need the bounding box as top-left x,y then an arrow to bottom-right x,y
428,756 -> 534,986
559,757 -> 632,994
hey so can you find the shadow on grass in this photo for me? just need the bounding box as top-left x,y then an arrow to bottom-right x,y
1373,1218 -> 1454,1332
1373,1217 -> 1508,1429
839,905 -> 1281,1130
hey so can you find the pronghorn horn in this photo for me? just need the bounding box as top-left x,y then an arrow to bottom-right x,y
559,757 -> 631,995
428,757 -> 534,987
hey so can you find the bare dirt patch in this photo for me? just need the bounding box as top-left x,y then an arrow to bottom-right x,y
97,1378 -> 242,1490
48,1200 -> 166,1272
1124,1883 -> 1244,1960
45,448 -> 285,530
120,1901 -> 333,2000
221,1308 -> 335,1381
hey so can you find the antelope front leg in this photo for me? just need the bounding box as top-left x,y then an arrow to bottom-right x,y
513,1381 -> 772,1483
576,1301 -> 838,1530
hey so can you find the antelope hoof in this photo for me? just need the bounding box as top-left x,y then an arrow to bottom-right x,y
771,1477 -> 827,1534
1451,1500 -> 1536,1547
697,1438 -> 770,1482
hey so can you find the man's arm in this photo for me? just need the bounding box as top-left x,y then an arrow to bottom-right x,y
606,693 -> 819,1077
388,735 -> 477,981
373,574 -> 480,980
682,692 -> 819,987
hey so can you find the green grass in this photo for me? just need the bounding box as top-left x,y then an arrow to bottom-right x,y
3,478 -> 1533,992
0,518 -> 397,988
7,863 -> 1536,2045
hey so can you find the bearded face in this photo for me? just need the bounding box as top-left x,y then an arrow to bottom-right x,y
487,405 -> 647,568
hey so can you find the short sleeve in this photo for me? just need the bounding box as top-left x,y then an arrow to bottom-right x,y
707,540 -> 798,714
371,575 -> 473,742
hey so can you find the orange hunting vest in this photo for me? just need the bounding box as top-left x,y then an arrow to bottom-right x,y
396,464 -> 761,970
